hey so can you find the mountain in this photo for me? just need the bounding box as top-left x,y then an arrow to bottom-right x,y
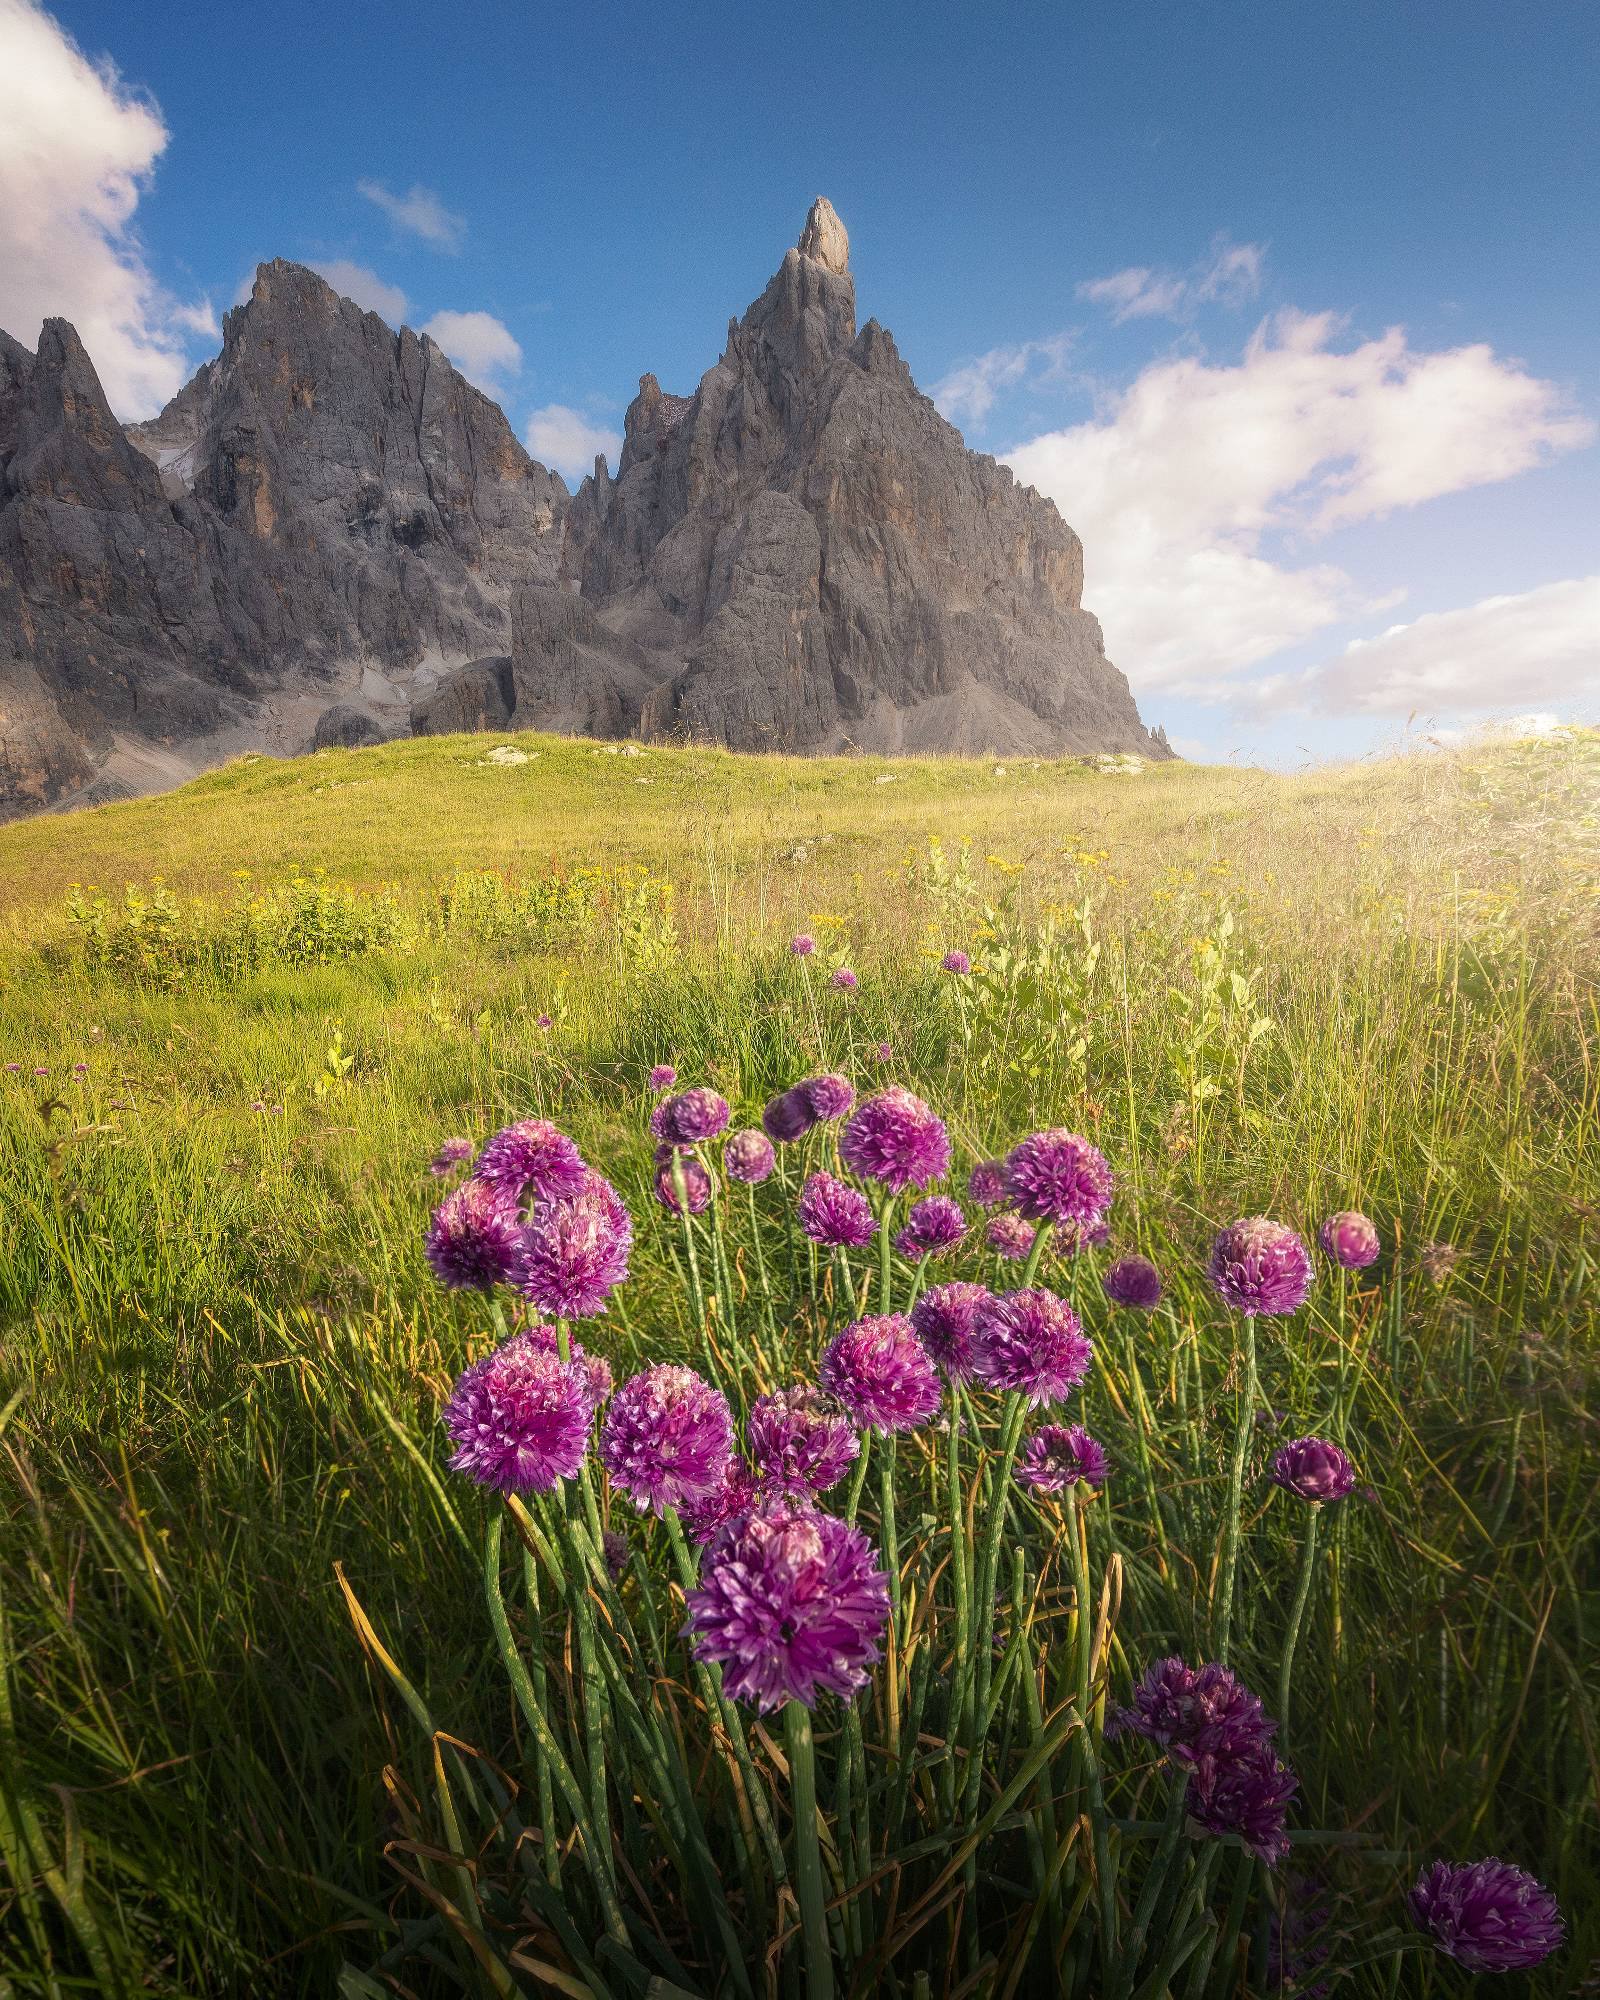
0,202 -> 1166,818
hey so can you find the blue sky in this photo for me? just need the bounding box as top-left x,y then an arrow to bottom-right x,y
3,0 -> 1595,765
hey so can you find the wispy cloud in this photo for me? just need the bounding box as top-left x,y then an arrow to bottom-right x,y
356,178 -> 465,252
525,404 -> 623,482
311,259 -> 408,323
1078,235 -> 1265,324
421,308 -> 521,393
931,333 -> 1075,428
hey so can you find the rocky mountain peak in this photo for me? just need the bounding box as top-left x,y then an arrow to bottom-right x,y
797,196 -> 850,275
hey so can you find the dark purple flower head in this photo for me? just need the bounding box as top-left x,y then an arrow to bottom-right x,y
441,1332 -> 594,1493
1015,1424 -> 1109,1493
790,934 -> 816,957
602,1528 -> 631,1579
941,949 -> 971,974
678,1455 -> 760,1545
873,1041 -> 893,1063
686,1493 -> 890,1711
763,1085 -> 817,1145
840,1087 -> 951,1194
973,1287 -> 1093,1406
723,1127 -> 776,1184
649,1064 -> 678,1092
803,1072 -> 856,1121
536,1013 -> 554,1030
1102,1254 -> 1163,1312
519,1169 -> 633,1318
655,1153 -> 715,1214
1209,1217 -> 1314,1316
512,1321 -> 613,1410
799,1171 -> 878,1249
1409,1859 -> 1565,1972
986,1212 -> 1037,1261
967,1159 -> 1009,1208
1271,1436 -> 1357,1504
1188,1739 -> 1299,1866
748,1388 -> 860,1495
1319,1210 -> 1380,1270
894,1195 -> 968,1260
473,1118 -> 587,1208
1109,1657 -> 1277,1766
911,1281 -> 993,1383
819,1314 -> 943,1433
428,1136 -> 473,1177
1003,1129 -> 1114,1228
424,1181 -> 525,1291
600,1364 -> 734,1518
1055,1215 -> 1112,1255
830,967 -> 858,991
655,1087 -> 731,1146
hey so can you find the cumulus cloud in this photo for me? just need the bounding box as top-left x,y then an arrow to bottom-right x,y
525,404 -> 624,482
420,309 -> 521,393
311,260 -> 408,323
0,0 -> 211,417
932,334 -> 1075,428
1004,309 -> 1594,691
1078,236 -> 1265,324
357,178 -> 465,252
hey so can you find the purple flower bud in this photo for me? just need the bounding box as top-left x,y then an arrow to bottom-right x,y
941,949 -> 971,974
840,1087 -> 951,1194
799,1171 -> 877,1248
762,1085 -> 817,1145
600,1364 -> 734,1517
1409,1859 -> 1565,1971
893,1194 -> 967,1259
985,1212 -> 1037,1261
973,1288 -> 1093,1406
748,1387 -> 860,1495
790,934 -> 815,957
473,1118 -> 587,1208
424,1181 -> 525,1291
1208,1218 -> 1314,1316
1318,1210 -> 1380,1270
1270,1436 -> 1357,1504
1015,1424 -> 1108,1492
428,1136 -> 474,1177
1102,1254 -> 1163,1311
723,1127 -> 776,1184
967,1159 -> 1009,1208
1003,1129 -> 1114,1229
910,1281 -> 993,1383
649,1064 -> 678,1091
519,1169 -> 633,1319
442,1332 -> 595,1493
655,1154 -> 715,1214
803,1072 -> 856,1121
655,1087 -> 731,1146
819,1314 -> 943,1433
830,967 -> 858,990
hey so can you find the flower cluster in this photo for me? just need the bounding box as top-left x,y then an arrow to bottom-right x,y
840,1087 -> 951,1193
799,1171 -> 877,1249
748,1388 -> 859,1495
972,1287 -> 1093,1405
441,1330 -> 599,1493
1409,1859 -> 1565,1971
819,1315 -> 943,1432
1015,1424 -> 1108,1493
1270,1436 -> 1357,1504
893,1194 -> 967,1259
910,1281 -> 992,1382
601,1364 -> 734,1517
1318,1209 -> 1380,1270
1004,1129 -> 1114,1228
1102,1254 -> 1163,1311
723,1127 -> 776,1184
1208,1217 -> 1314,1316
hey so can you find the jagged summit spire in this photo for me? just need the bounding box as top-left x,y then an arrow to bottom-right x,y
797,197 -> 850,275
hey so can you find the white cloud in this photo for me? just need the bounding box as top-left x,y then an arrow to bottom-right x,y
1004,309 -> 1594,692
357,178 -> 465,252
1280,577 -> 1600,717
421,309 -> 521,392
931,334 -> 1074,428
311,259 -> 408,323
0,0 -> 210,417
1078,235 -> 1265,324
525,404 -> 624,481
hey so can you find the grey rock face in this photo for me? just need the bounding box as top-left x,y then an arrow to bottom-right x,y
309,704 -> 389,751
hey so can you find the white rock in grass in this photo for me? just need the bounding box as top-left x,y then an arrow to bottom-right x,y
485,745 -> 535,766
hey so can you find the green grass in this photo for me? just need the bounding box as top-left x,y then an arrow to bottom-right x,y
0,728 -> 1596,1995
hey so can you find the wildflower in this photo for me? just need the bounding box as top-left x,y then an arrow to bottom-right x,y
424,1181 -> 525,1291
602,1528 -> 631,1579
748,1388 -> 860,1495
799,1171 -> 877,1249
985,1212 -> 1037,1261
473,1118 -> 587,1207
830,967 -> 858,990
520,1169 -> 633,1318
873,1041 -> 893,1062
840,1086 -> 951,1193
1409,1859 -> 1565,1971
1015,1423 -> 1108,1492
600,1364 -> 734,1517
679,1454 -> 759,1544
3,1063 -> 19,1073
655,1153 -> 714,1214
941,949 -> 971,973
1109,1657 -> 1276,1765
967,1159 -> 1009,1207
819,1314 -> 943,1432
72,1061 -> 88,1074
803,1072 -> 855,1121
512,1321 -> 613,1409
1319,1210 -> 1380,1270
791,934 -> 816,956
972,1288 -> 1093,1406
428,1136 -> 473,1177
893,1194 -> 967,1259
655,1086 -> 731,1146
1102,1254 -> 1163,1311
1208,1217 -> 1314,1316
910,1281 -> 993,1383
1271,1436 -> 1357,1504
1188,1739 -> 1299,1865
1055,1215 -> 1111,1255
1003,1129 -> 1114,1228
762,1085 -> 817,1144
649,1064 -> 678,1091
441,1333 -> 595,1493
536,1014 -> 554,1030
1420,1241 -> 1461,1286
723,1127 -> 776,1184
686,1494 -> 890,1712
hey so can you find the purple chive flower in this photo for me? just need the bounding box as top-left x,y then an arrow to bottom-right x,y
1109,1657 -> 1276,1766
512,1321 -> 613,1409
763,1085 -> 817,1145
873,1041 -> 893,1063
967,1159 -> 1009,1208
972,1288 -> 1093,1406
748,1388 -> 860,1495
840,1086 -> 951,1194
1015,1424 -> 1109,1492
424,1181 -> 525,1291
819,1315 -> 943,1433
791,934 -> 816,957
1188,1739 -> 1299,1865
1003,1129 -> 1114,1228
1271,1436 -> 1357,1504
519,1169 -> 633,1318
33,1067 -> 47,1076
536,1014 -> 554,1030
724,1127 -> 776,1184
910,1281 -> 993,1383
649,1064 -> 678,1091
941,949 -> 971,974
473,1118 -> 587,1208
830,967 -> 858,991
686,1494 -> 890,1712
893,1194 -> 968,1260
1055,1215 -> 1111,1255
986,1212 -> 1037,1261
1103,1254 -> 1164,1311
655,1087 -> 732,1146
1319,1210 -> 1380,1270
799,1171 -> 877,1249
602,1528 -> 631,1579
428,1136 -> 474,1177
655,1153 -> 715,1214
1208,1218 -> 1314,1316
803,1072 -> 856,1121
1409,1859 -> 1565,1971
678,1454 -> 760,1545
600,1364 -> 734,1518
72,1061 -> 88,1074
441,1333 -> 595,1493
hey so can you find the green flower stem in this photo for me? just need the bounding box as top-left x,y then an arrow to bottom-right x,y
1067,1494 -> 1118,1955
1112,1769 -> 1190,2000
1214,1312 -> 1258,1661
963,1392 -> 1029,1821
880,1437 -> 901,1758
844,1427 -> 873,1522
785,1700 -> 836,2000
669,1155 -> 718,1384
1277,1504 -> 1321,1731
746,1183 -> 779,1353
1021,1218 -> 1053,1289
878,1195 -> 897,1311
